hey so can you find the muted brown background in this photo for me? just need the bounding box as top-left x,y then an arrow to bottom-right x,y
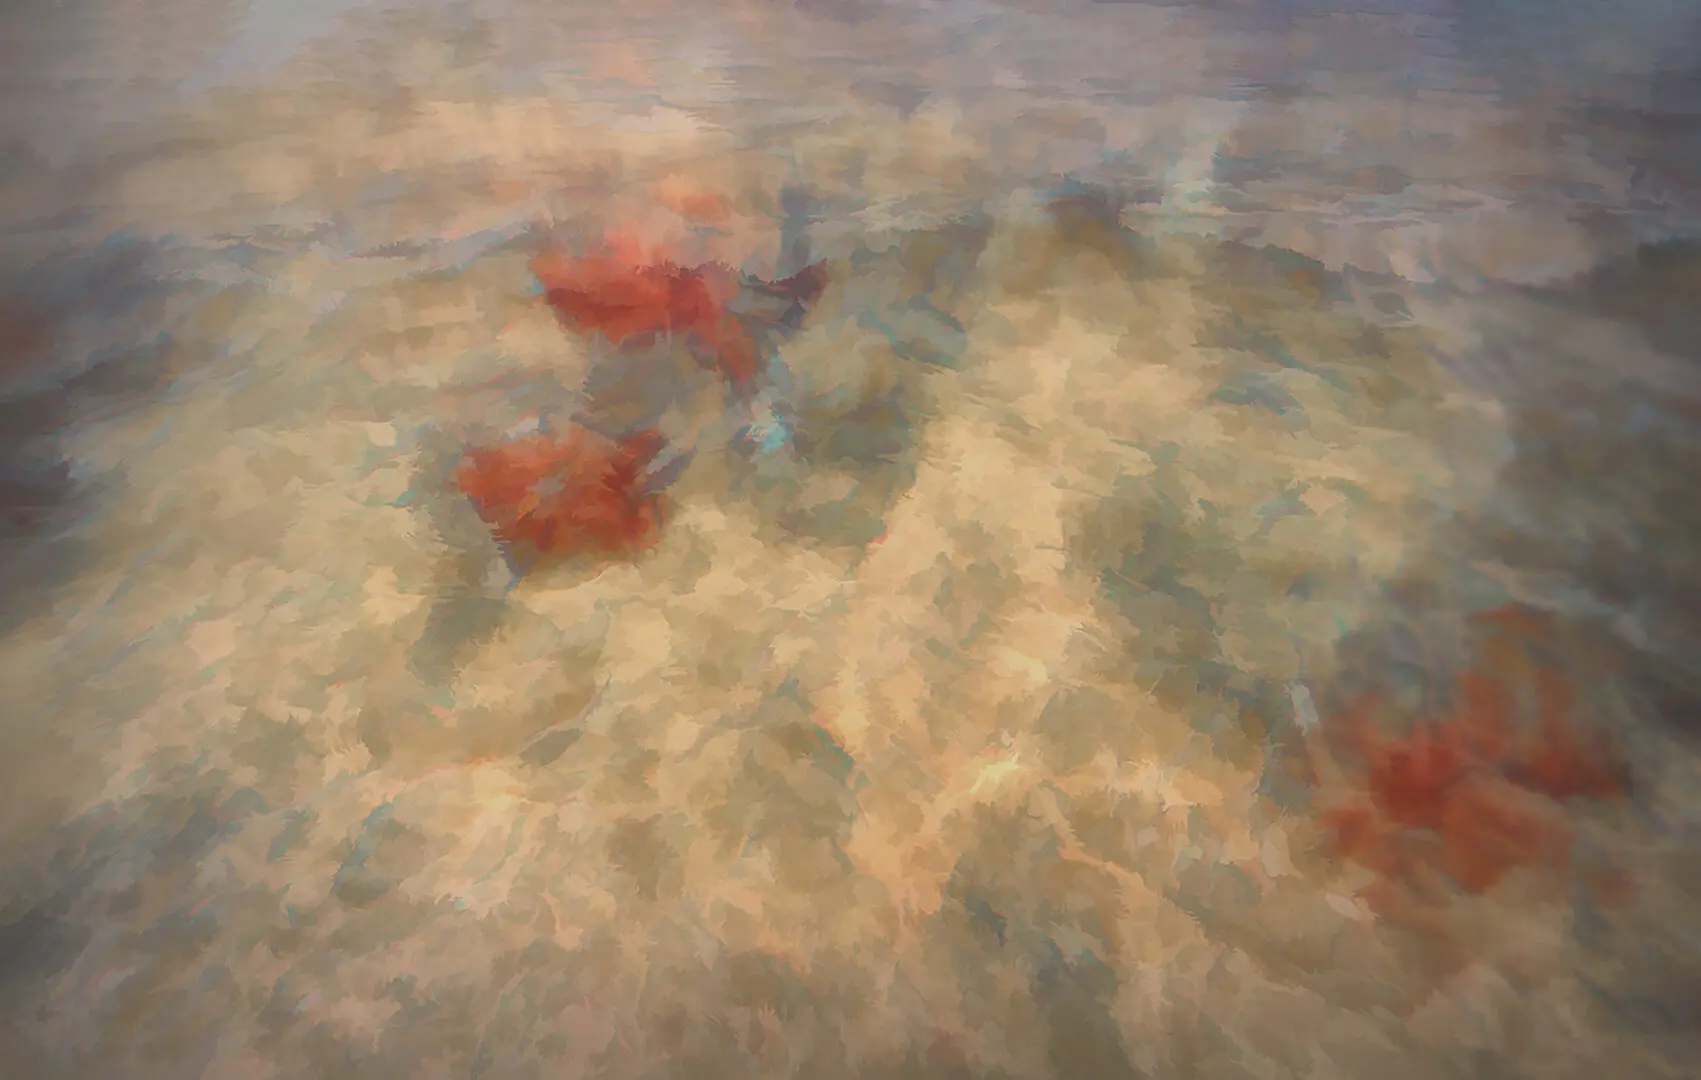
1,2 -> 1699,1078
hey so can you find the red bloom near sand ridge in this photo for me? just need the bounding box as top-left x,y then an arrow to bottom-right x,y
1316,606 -> 1630,913
452,426 -> 667,558
531,239 -> 828,389
460,230 -> 829,563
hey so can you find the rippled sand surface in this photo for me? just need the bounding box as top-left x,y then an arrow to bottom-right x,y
1,2 -> 1699,1078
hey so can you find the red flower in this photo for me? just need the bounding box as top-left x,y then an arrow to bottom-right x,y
452,426 -> 668,558
1316,606 -> 1629,912
531,238 -> 827,390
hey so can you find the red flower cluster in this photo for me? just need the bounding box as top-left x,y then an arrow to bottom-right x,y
530,240 -> 828,390
531,247 -> 757,386
449,229 -> 828,562
1316,606 -> 1630,913
452,427 -> 667,558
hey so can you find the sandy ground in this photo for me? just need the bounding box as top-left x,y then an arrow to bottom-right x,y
1,2 -> 1700,1078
